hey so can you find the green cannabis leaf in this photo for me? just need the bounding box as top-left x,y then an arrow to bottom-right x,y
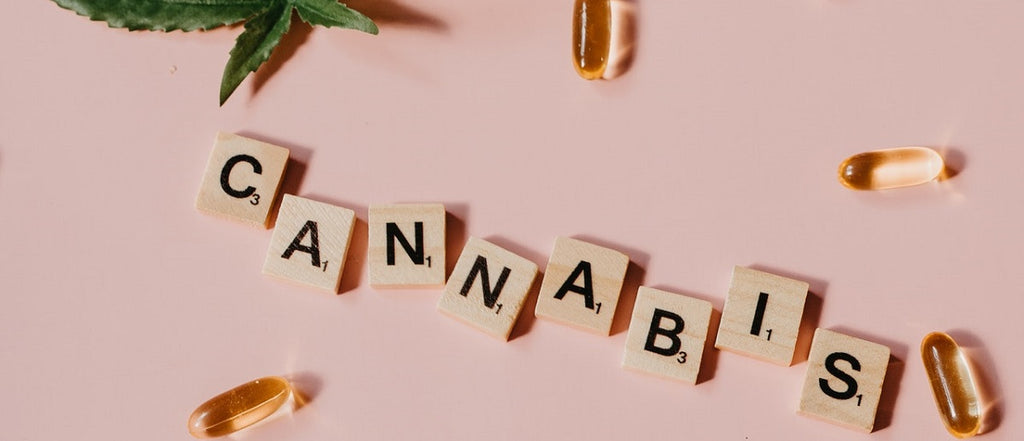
221,1 -> 293,105
52,0 -> 378,105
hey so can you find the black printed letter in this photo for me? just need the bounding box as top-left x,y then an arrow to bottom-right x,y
819,351 -> 860,400
386,222 -> 424,265
281,220 -> 321,267
220,154 -> 262,198
750,292 -> 769,336
643,308 -> 685,356
553,261 -> 595,309
459,256 -> 511,309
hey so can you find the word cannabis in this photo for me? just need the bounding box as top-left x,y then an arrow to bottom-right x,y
193,132 -> 968,438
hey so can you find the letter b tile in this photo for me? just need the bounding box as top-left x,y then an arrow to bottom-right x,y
622,287 -> 713,384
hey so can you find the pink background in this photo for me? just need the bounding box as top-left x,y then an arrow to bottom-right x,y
1,1 -> 1019,440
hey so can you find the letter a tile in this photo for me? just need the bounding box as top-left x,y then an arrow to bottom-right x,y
196,132 -> 289,228
714,266 -> 809,366
368,204 -> 446,288
534,237 -> 629,335
622,287 -> 713,384
437,237 -> 539,341
798,328 -> 890,432
263,195 -> 356,293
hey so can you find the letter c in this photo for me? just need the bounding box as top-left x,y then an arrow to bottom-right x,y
220,154 -> 262,198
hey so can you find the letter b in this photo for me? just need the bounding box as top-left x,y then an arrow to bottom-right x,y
644,308 -> 685,356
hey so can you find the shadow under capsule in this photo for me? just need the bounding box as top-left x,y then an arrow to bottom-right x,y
938,147 -> 967,180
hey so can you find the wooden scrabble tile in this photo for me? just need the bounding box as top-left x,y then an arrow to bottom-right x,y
534,237 -> 629,335
798,328 -> 890,432
196,132 -> 289,228
262,194 -> 356,292
368,204 -> 446,288
714,266 -> 809,366
437,237 -> 539,340
622,287 -> 713,384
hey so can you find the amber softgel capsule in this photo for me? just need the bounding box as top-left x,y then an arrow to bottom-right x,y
921,332 -> 981,438
572,0 -> 612,80
838,147 -> 945,190
188,376 -> 294,438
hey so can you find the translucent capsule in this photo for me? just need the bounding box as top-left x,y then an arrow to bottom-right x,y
188,376 -> 294,439
572,0 -> 612,80
921,332 -> 981,438
838,147 -> 945,190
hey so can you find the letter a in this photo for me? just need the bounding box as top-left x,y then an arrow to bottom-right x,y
281,220 -> 321,267
553,261 -> 595,309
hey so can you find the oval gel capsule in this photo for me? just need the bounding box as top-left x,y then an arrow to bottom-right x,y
572,0 -> 612,80
188,376 -> 293,439
921,332 -> 981,438
838,147 -> 945,190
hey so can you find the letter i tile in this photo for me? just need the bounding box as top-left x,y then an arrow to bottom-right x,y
714,266 -> 809,366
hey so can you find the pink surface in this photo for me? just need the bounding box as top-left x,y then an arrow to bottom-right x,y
1,1 -> 1020,440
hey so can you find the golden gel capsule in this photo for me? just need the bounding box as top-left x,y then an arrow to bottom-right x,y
921,332 -> 981,438
188,376 -> 293,438
838,147 -> 945,190
572,0 -> 612,80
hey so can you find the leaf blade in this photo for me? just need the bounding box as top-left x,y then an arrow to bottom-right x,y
295,0 -> 378,34
219,1 -> 294,105
51,0 -> 269,32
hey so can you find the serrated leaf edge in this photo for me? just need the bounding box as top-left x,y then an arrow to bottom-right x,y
294,0 -> 379,35
51,0 -> 268,32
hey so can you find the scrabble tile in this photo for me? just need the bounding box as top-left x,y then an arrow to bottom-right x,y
622,287 -> 713,384
798,328 -> 891,432
196,132 -> 289,228
714,266 -> 809,366
368,204 -> 447,288
262,195 -> 356,292
534,237 -> 629,335
437,237 -> 539,340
